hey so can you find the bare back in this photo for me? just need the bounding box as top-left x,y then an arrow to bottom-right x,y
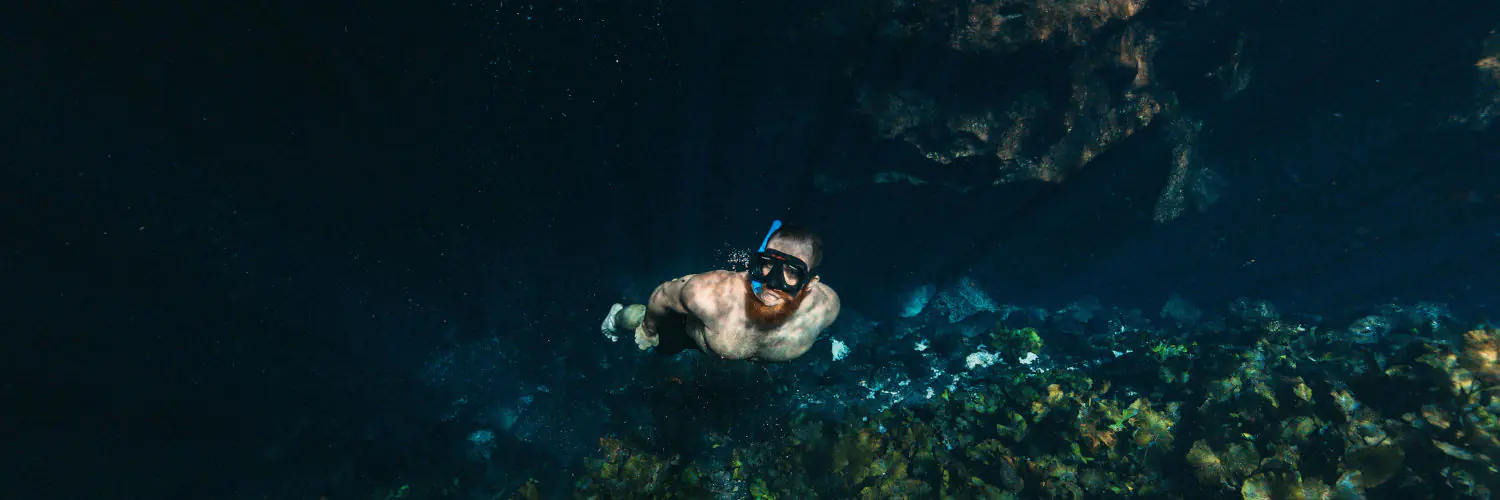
679,270 -> 840,362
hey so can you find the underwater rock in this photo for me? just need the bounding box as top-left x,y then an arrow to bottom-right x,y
1420,404 -> 1452,430
1240,473 -> 1273,500
1451,28 -> 1500,130
1280,416 -> 1320,443
929,277 -> 1000,324
1187,440 -> 1229,486
813,0 -> 1274,225
1161,293 -> 1203,328
1460,327 -> 1500,383
1057,296 -> 1103,326
1431,440 -> 1483,462
1341,445 -> 1404,488
850,2 -> 1170,185
466,429 -> 496,461
1229,297 -> 1280,325
1154,117 -> 1226,224
1442,466 -> 1492,497
1333,471 -> 1369,500
899,284 -> 936,318
1348,315 -> 1393,345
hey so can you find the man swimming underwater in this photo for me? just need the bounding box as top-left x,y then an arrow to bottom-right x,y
601,221 -> 840,362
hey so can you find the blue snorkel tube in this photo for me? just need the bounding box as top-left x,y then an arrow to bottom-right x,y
751,220 -> 782,295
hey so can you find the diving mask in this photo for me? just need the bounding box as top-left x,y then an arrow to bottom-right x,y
749,220 -> 813,296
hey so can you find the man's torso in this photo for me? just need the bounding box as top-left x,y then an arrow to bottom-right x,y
681,270 -> 837,361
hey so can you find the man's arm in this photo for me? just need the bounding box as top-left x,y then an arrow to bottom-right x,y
637,274 -> 695,348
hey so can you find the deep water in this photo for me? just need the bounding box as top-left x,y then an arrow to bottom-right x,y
4,0 -> 1500,498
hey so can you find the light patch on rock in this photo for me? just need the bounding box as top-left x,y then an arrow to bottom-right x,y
966,350 -> 999,369
1018,352 -> 1040,365
831,339 -> 850,361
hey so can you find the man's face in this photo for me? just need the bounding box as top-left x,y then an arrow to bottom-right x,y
744,238 -> 818,327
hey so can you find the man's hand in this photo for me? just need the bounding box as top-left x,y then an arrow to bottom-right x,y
634,323 -> 659,350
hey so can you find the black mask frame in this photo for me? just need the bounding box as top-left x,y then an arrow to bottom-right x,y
749,249 -> 813,296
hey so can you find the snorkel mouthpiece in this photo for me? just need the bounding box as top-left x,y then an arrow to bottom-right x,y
752,220 -> 783,295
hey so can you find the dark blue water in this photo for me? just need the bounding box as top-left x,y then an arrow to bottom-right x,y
5,0 -> 1499,498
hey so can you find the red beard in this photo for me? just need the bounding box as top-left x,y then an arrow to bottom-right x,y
744,278 -> 809,328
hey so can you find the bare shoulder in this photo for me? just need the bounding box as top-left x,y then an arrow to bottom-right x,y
659,271 -> 727,293
817,281 -> 840,306
682,270 -> 738,294
681,270 -> 739,315
813,281 -> 841,317
798,281 -> 840,337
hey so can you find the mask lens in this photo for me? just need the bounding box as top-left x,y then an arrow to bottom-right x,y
750,253 -> 774,278
782,267 -> 802,286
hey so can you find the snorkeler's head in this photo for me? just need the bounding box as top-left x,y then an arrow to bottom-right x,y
746,221 -> 823,326
749,221 -> 823,294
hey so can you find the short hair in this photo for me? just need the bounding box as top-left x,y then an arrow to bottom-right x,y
768,223 -> 824,271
